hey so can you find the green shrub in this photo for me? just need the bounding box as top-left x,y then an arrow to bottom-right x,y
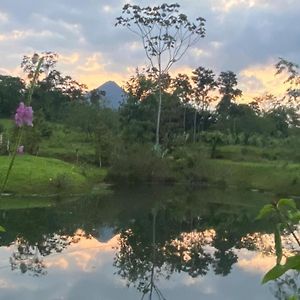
107,144 -> 176,183
49,172 -> 72,191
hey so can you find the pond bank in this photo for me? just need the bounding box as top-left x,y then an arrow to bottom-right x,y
0,155 -> 106,195
1,154 -> 300,197
108,155 -> 300,196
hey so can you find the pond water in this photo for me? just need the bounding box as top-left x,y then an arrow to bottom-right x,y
0,185 -> 298,300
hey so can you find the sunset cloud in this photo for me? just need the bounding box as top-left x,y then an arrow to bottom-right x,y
0,0 -> 299,95
239,62 -> 290,101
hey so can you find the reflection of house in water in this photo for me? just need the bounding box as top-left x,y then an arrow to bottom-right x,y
94,226 -> 116,243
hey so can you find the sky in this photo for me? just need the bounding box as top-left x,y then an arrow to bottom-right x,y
0,0 -> 299,101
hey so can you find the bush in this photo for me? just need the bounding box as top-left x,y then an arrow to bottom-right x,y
49,173 -> 72,191
107,144 -> 176,183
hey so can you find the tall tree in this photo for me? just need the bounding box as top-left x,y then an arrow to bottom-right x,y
0,75 -> 25,117
192,67 -> 218,142
275,58 -> 300,110
120,71 -> 157,143
31,70 -> 88,121
216,71 -> 242,116
90,88 -> 106,107
171,73 -> 192,132
116,3 -> 206,147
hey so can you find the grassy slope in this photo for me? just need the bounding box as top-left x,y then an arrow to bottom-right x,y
0,155 -> 106,195
173,144 -> 300,195
0,119 -> 106,196
200,159 -> 300,195
39,124 -> 95,163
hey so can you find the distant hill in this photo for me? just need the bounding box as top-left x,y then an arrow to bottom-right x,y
95,81 -> 126,109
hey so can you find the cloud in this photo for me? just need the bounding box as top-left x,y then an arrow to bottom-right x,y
0,0 -> 299,95
59,52 -> 80,65
0,29 -> 56,42
239,62 -> 290,100
237,249 -> 274,274
0,11 -> 8,23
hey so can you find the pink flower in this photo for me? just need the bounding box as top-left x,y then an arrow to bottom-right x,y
17,145 -> 24,154
15,102 -> 33,127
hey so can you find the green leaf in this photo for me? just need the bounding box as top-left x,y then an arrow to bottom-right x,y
277,198 -> 297,210
0,225 -> 5,232
288,296 -> 299,300
256,204 -> 276,220
262,264 -> 287,283
291,211 -> 300,223
284,255 -> 300,271
262,255 -> 300,284
275,224 -> 282,265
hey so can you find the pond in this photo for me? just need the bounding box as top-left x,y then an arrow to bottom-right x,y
0,185 -> 298,300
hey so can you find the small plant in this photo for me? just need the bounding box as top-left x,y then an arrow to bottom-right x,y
50,173 -> 72,191
200,131 -> 225,158
257,199 -> 300,287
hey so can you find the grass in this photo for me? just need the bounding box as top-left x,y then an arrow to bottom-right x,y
0,155 -> 106,195
171,143 -> 300,195
38,124 -> 96,163
2,117 -> 300,196
0,119 -> 107,196
1,119 -> 96,164
217,144 -> 300,164
0,196 -> 56,210
0,118 -> 13,130
190,158 -> 300,195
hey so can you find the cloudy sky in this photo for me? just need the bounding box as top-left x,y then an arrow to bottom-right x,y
0,0 -> 299,100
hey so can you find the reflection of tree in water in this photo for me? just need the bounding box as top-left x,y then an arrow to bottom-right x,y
10,237 -> 46,276
166,229 -> 238,277
0,195 -> 117,276
271,271 -> 300,299
242,231 -> 300,258
0,185 -> 276,291
114,192 -> 273,299
115,224 -> 238,299
9,230 -> 88,276
115,213 -> 168,299
164,230 -> 213,277
115,215 -> 240,298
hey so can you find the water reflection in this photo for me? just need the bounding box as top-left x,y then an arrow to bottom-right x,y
114,203 -> 261,299
0,186 -> 293,299
9,230 -> 87,276
271,272 -> 300,299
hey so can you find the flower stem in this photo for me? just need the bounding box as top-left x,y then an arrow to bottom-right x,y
1,129 -> 23,194
0,56 -> 44,196
27,57 -> 44,105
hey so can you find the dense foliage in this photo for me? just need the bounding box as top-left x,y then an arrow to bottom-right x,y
0,50 -> 300,191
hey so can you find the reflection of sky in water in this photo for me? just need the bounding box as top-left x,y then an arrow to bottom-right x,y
0,230 -> 275,300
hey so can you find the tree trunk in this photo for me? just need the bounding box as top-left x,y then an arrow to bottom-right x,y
155,60 -> 162,147
211,139 -> 217,158
155,84 -> 162,147
183,106 -> 186,133
149,212 -> 156,298
193,110 -> 197,143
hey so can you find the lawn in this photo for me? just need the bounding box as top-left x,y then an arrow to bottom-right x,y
200,159 -> 300,195
0,155 -> 106,195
